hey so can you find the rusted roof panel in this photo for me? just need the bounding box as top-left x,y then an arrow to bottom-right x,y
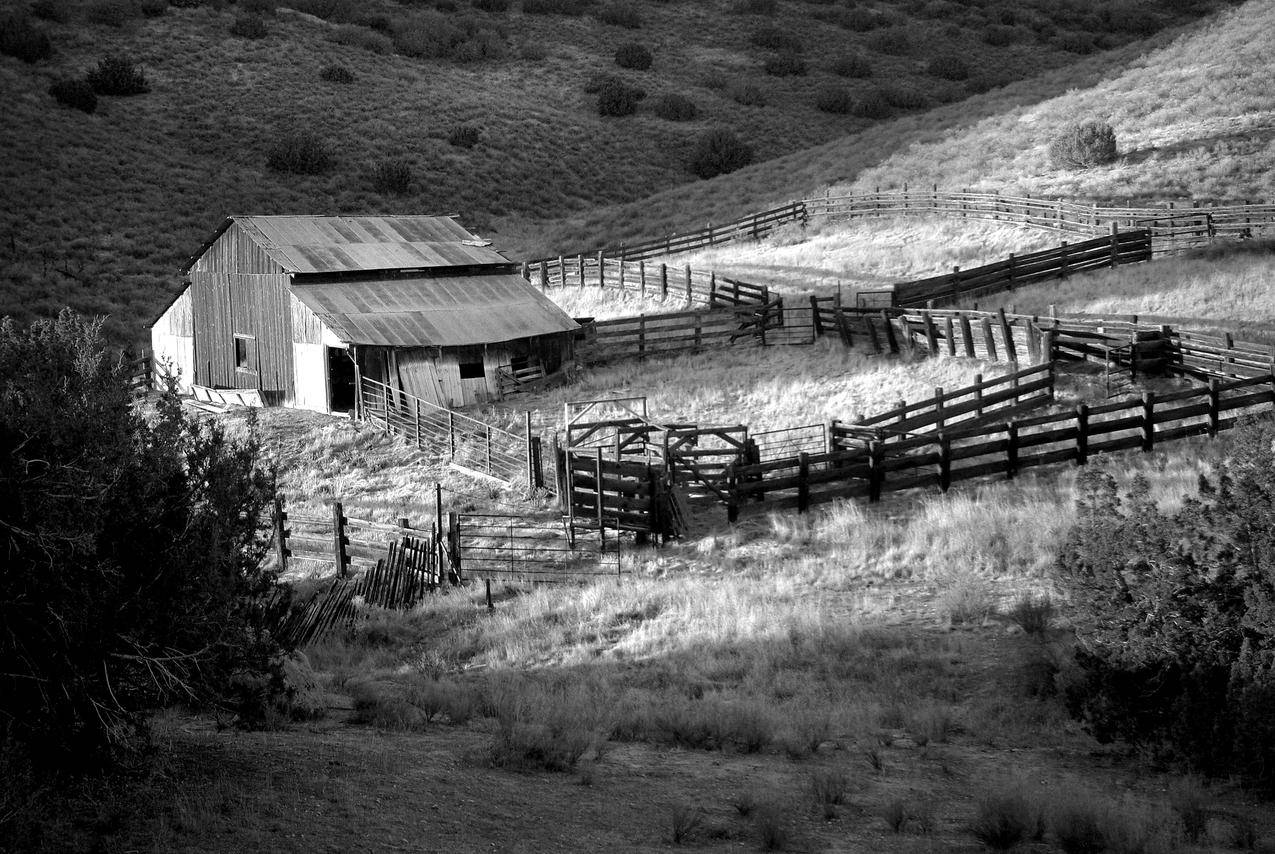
290,274 -> 579,347
229,215 -> 509,273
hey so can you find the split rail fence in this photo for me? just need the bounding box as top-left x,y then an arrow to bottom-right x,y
523,254 -> 771,307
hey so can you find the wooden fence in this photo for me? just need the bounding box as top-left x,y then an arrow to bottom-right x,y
451,512 -> 623,582
524,254 -> 772,307
523,189 -> 1275,269
358,376 -> 543,489
272,498 -> 440,576
725,373 -> 1275,519
575,299 -> 814,364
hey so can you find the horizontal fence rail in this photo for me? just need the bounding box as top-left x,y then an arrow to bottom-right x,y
523,254 -> 771,308
454,513 -> 623,582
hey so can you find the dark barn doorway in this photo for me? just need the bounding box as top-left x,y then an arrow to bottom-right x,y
327,347 -> 356,413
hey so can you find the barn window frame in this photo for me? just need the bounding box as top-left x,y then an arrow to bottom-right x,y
458,360 -> 485,380
234,334 -> 257,373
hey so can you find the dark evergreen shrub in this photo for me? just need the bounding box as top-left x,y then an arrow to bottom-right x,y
229,13 -> 267,38
852,89 -> 890,118
595,1 -> 640,27
814,85 -> 853,114
614,41 -> 651,70
1055,31 -> 1096,54
448,124 -> 480,147
86,55 -> 149,95
596,78 -> 644,116
830,53 -> 871,77
319,63 -> 355,82
688,127 -> 752,179
0,15 -> 52,63
927,53 -> 968,80
1049,121 -> 1118,168
652,92 -> 697,121
726,81 -> 764,106
763,52 -> 806,76
48,77 -> 97,112
583,71 -> 621,93
370,158 -> 413,194
884,85 -> 927,110
266,130 -> 332,174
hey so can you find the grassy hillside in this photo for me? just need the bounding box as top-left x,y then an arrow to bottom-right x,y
0,0 -> 1235,342
531,0 -> 1271,255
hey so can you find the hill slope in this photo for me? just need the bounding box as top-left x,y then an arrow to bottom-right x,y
0,0 -> 1234,341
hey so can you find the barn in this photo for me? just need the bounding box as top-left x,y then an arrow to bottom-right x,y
150,215 -> 579,413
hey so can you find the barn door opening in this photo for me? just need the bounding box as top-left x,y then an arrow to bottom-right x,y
327,347 -> 356,413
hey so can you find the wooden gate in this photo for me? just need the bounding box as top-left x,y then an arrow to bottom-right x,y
661,426 -> 749,504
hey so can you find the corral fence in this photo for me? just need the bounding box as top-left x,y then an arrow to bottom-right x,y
450,512 -> 623,583
575,298 -> 815,364
272,497 -> 447,579
523,189 -> 1275,272
724,373 -> 1275,520
357,376 -> 546,491
523,254 -> 772,308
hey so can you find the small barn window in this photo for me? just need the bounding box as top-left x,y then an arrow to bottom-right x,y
458,360 -> 485,380
234,335 -> 256,372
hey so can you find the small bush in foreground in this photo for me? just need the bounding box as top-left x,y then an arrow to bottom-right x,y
809,768 -> 848,820
1050,798 -> 1107,854
970,791 -> 1043,849
448,125 -> 481,147
614,41 -> 651,70
370,158 -> 412,194
48,77 -> 97,113
1049,120 -> 1118,169
266,130 -> 331,174
229,13 -> 268,38
669,804 -> 703,844
763,52 -> 806,76
653,92 -> 696,121
596,1 -> 640,27
852,90 -> 890,119
596,78 -> 644,116
814,85 -> 853,114
0,15 -> 52,63
830,53 -> 872,77
688,127 -> 752,179
754,805 -> 790,850
486,677 -> 611,772
727,81 -> 764,106
319,63 -> 355,83
87,54 -> 149,95
1009,593 -> 1054,635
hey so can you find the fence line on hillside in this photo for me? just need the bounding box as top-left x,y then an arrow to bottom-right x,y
521,254 -> 770,307
724,373 -> 1275,519
524,189 -> 1275,270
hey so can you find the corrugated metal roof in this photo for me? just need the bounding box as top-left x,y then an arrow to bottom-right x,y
211,215 -> 511,273
290,274 -> 579,347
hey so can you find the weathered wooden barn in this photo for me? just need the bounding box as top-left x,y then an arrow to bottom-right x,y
150,215 -> 578,413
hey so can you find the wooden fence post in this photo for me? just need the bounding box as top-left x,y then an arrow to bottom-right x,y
1207,378 -> 1220,437
447,512 -> 461,583
709,271 -> 718,306
448,409 -> 456,459
639,260 -> 647,298
598,251 -> 605,288
1142,392 -> 1156,451
685,265 -> 693,304
525,411 -> 534,490
922,311 -> 938,353
1005,421 -> 1018,479
540,260 -> 548,291
333,501 -> 349,577
981,316 -> 998,361
810,295 -> 823,336
797,453 -> 810,513
998,308 -> 1017,364
960,314 -> 975,358
944,316 -> 956,357
1075,404 -> 1089,465
413,397 -> 421,447
867,440 -> 882,503
934,387 -> 945,429
660,263 -> 668,299
273,494 -> 288,572
578,252 -> 586,288
937,432 -> 950,492
530,436 -> 543,490
1110,222 -> 1120,266
594,447 -> 606,552
557,255 -> 565,287
881,311 -> 899,353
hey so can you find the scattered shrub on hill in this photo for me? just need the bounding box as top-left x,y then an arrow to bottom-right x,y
1057,435 -> 1275,784
229,13 -> 268,38
700,69 -> 727,90
85,0 -> 138,27
0,311 -> 278,769
86,55 -> 149,96
733,0 -> 776,14
726,81 -> 764,106
652,92 -> 697,121
830,53 -> 872,77
392,12 -> 507,62
749,24 -> 803,53
48,77 -> 97,112
983,24 -> 1022,46
1054,31 -> 1096,54
884,85 -> 927,110
522,0 -> 592,15
969,790 -> 1043,850
266,130 -> 332,174
0,15 -> 52,63
688,127 -> 752,179
1049,121 -> 1118,168
869,26 -> 911,55
139,0 -> 167,17
29,1 -> 69,23
583,71 -> 621,93
473,0 -> 511,11
596,77 -> 644,116
319,63 -> 355,82
370,158 -> 413,194
763,52 -> 806,76
927,53 -> 968,80
595,1 -> 640,27
448,124 -> 480,147
852,89 -> 890,118
813,85 -> 853,114
330,23 -> 393,53
614,41 -> 651,70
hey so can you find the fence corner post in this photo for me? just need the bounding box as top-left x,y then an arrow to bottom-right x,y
333,500 -> 349,578
273,493 -> 288,573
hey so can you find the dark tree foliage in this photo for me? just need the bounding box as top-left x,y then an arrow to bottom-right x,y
596,78 -> 644,116
1049,121 -> 1118,169
86,54 -> 149,96
652,92 -> 697,121
0,15 -> 53,63
688,127 -> 752,179
370,158 -> 413,194
614,41 -> 652,70
1057,428 -> 1275,783
266,130 -> 332,174
49,77 -> 97,113
0,311 -> 278,769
